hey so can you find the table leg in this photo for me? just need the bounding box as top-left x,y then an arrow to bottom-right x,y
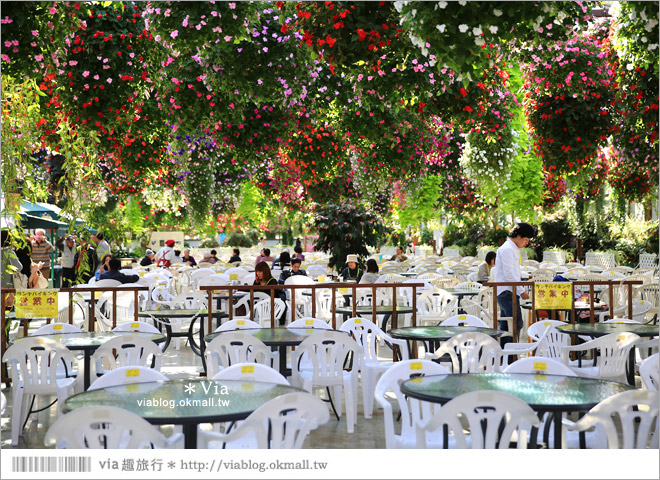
183,423 -> 197,449
84,351 -> 91,391
626,348 -> 635,386
278,346 -> 288,377
551,411 -> 562,449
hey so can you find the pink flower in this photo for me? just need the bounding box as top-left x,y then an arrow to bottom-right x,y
171,30 -> 179,39
49,7 -> 56,14
82,70 -> 90,77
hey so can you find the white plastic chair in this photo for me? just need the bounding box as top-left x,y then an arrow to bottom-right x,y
287,317 -> 332,330
30,323 -> 83,335
640,353 -> 659,391
92,279 -> 122,288
415,390 -> 540,449
3,337 -> 78,445
197,392 -> 329,449
44,405 -> 182,449
90,334 -> 163,381
561,332 -> 640,383
433,332 -> 503,373
212,363 -> 289,385
306,265 -> 328,280
417,289 -> 458,326
253,298 -> 286,327
212,318 -> 262,333
503,356 -> 577,376
454,281 -> 485,292
374,360 -> 451,449
339,317 -> 409,419
291,331 -> 362,434
204,332 -> 276,378
88,366 -> 169,391
564,390 -> 659,449
440,314 -> 488,327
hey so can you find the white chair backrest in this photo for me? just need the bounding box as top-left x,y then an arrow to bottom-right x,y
374,360 -> 451,449
3,337 -> 76,393
30,323 -> 83,336
212,363 -> 289,385
640,353 -> 659,391
284,275 -> 315,286
253,298 -> 286,327
639,253 -> 658,270
287,317 -> 332,330
416,391 -> 539,449
434,332 -> 502,373
204,332 -> 275,378
172,292 -> 208,309
213,318 -> 262,332
417,289 -> 458,319
568,390 -> 659,449
91,334 -> 162,377
292,331 -> 362,384
503,356 -> 577,376
112,321 -> 161,334
88,366 -> 169,391
44,405 -> 178,449
199,275 -> 230,287
440,314 -> 488,327
339,317 -> 409,364
306,265 -> 328,279
454,281 -> 484,292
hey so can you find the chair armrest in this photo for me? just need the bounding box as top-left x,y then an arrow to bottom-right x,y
502,341 -> 538,356
164,433 -> 185,449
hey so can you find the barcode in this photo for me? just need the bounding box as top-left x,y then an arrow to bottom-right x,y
12,456 -> 91,473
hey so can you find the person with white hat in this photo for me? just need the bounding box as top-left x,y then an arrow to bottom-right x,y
140,249 -> 155,266
340,254 -> 363,282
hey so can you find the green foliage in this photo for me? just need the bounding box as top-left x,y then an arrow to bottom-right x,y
419,227 -> 433,246
313,204 -> 388,271
397,176 -> 443,228
536,210 -> 573,251
482,227 -> 508,247
199,237 -> 220,248
222,232 -> 255,248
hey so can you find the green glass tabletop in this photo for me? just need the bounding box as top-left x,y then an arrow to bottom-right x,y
205,327 -> 334,345
63,379 -> 301,424
389,325 -> 502,340
400,373 -> 634,411
17,331 -> 165,350
442,288 -> 481,296
557,323 -> 660,338
334,305 -> 413,314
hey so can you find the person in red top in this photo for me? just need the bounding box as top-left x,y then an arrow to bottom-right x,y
155,239 -> 175,267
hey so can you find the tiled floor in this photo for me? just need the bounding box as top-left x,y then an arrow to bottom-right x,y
1,339 -> 389,449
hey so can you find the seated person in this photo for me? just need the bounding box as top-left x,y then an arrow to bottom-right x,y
100,258 -> 140,284
292,245 -> 305,261
140,249 -> 155,266
278,258 -> 308,284
272,250 -> 291,269
95,254 -> 112,281
253,261 -> 287,325
359,259 -> 380,284
171,249 -> 183,264
341,254 -> 363,282
228,248 -> 241,264
255,248 -> 274,265
390,246 -> 408,262
478,251 -> 496,283
207,249 -> 219,264
181,248 -> 197,267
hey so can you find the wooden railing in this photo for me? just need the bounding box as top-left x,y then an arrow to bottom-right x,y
199,282 -> 424,334
485,280 -> 644,338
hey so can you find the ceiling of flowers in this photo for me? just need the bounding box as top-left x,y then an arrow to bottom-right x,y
2,1 -> 658,230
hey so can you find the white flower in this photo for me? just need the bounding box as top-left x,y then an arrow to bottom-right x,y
626,63 -> 634,70
438,1 -> 448,9
475,37 -> 485,46
641,36 -> 648,43
411,9 -> 417,17
458,1 -> 466,5
436,24 -> 446,33
648,43 -> 658,50
493,8 -> 502,17
393,1 -> 406,13
489,25 -> 498,34
458,24 -> 468,33
472,26 -> 482,36
645,19 -> 658,32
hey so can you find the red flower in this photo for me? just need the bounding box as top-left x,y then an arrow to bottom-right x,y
280,24 -> 288,34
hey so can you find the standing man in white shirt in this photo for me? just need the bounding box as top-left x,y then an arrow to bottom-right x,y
494,223 -> 536,344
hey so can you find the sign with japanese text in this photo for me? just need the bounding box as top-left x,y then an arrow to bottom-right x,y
534,282 -> 572,310
15,289 -> 58,318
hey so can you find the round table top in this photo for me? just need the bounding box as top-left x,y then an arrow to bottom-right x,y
205,327 -> 338,345
557,323 -> 660,338
441,288 -> 481,297
139,309 -> 227,318
19,331 -> 165,350
388,325 -> 502,341
400,373 -> 634,412
334,305 -> 414,314
63,379 -> 301,425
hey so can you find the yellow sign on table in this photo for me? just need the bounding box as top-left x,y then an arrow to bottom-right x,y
15,289 -> 58,319
318,275 -> 327,283
229,274 -> 239,281
534,282 -> 572,310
